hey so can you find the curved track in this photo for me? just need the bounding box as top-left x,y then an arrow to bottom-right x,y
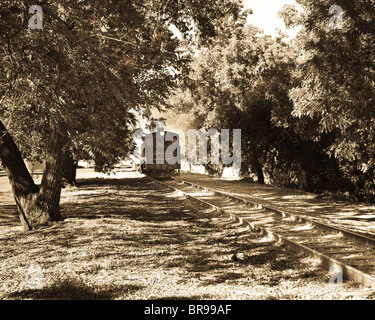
150,176 -> 375,289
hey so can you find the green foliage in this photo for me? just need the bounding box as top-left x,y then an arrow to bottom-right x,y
2,0 -> 374,202
171,4 -> 370,198
287,0 -> 375,200
0,0 -> 243,170
170,13 -> 300,185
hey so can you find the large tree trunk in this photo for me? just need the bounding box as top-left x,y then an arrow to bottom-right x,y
0,120 -> 68,230
38,123 -> 69,221
62,149 -> 77,186
0,120 -> 49,230
251,155 -> 264,184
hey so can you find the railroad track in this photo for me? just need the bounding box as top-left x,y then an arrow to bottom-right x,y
150,176 -> 375,289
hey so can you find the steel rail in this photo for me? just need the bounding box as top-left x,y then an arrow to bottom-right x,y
150,176 -> 375,289
171,177 -> 375,248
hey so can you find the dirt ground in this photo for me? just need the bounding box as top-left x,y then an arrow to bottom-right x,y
0,172 -> 375,300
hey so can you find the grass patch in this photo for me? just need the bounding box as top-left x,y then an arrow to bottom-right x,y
0,176 -> 374,300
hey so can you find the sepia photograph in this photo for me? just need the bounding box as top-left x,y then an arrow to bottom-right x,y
0,0 -> 374,310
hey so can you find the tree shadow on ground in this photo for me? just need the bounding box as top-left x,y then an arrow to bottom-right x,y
7,280 -> 144,300
63,178 -> 324,287
0,204 -> 18,226
0,176 -> 330,299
